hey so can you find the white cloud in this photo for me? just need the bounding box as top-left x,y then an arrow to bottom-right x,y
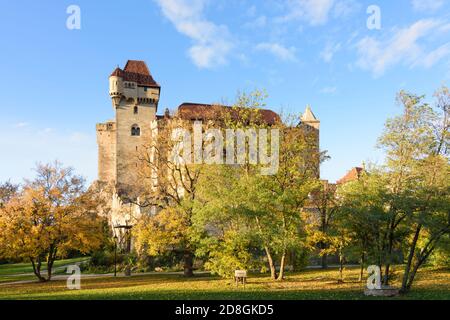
276,0 -> 359,26
320,42 -> 341,63
277,0 -> 335,26
332,0 -> 361,18
411,0 -> 444,12
14,122 -> 29,128
154,0 -> 233,68
356,19 -> 450,77
255,42 -> 297,62
320,86 -> 338,94
418,43 -> 450,68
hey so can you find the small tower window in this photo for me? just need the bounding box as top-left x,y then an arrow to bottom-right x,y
131,124 -> 140,136
134,106 -> 138,114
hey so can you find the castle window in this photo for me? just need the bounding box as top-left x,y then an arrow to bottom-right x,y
131,124 -> 140,136
134,106 -> 138,114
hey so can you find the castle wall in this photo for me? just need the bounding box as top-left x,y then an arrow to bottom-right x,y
96,121 -> 117,183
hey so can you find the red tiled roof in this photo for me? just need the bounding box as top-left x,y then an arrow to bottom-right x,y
177,103 -> 281,125
337,167 -> 364,184
110,60 -> 160,88
124,60 -> 150,75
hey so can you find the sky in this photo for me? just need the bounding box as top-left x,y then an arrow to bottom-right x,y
0,0 -> 449,184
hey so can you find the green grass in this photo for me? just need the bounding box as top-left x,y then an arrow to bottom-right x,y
0,266 -> 448,300
0,257 -> 89,276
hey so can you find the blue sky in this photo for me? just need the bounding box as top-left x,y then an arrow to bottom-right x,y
0,0 -> 449,184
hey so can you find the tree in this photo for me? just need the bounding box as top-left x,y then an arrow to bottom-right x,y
0,162 -> 106,282
132,113 -> 220,277
0,181 -> 19,207
334,87 -> 449,292
336,170 -> 389,281
399,152 -> 449,293
305,181 -> 338,269
248,123 -> 321,280
376,91 -> 436,285
193,165 -> 262,278
377,89 -> 450,291
195,99 -> 323,281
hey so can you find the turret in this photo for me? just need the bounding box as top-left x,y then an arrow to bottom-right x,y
109,68 -> 124,108
301,105 -> 320,130
108,61 -> 161,110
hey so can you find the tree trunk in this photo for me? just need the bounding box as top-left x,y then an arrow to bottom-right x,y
320,210 -> 328,269
277,252 -> 287,281
255,217 -> 277,280
383,220 -> 396,285
183,251 -> 194,277
46,248 -> 57,282
47,260 -> 54,281
405,238 -> 439,292
338,248 -> 344,283
359,251 -> 365,282
321,251 -> 328,269
401,224 -> 421,293
405,260 -> 422,292
383,263 -> 390,285
30,257 -> 46,282
264,246 -> 277,280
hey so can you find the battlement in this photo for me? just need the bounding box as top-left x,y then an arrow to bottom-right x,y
96,121 -> 116,132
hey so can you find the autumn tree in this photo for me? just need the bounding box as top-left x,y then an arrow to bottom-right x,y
0,181 -> 19,207
132,111 -> 221,277
305,181 -> 338,269
0,162 -> 106,281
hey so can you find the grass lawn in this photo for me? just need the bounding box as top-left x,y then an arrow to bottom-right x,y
0,257 -> 89,283
0,266 -> 448,300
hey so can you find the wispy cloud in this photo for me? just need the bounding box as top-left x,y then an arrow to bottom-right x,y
154,0 -> 234,69
276,0 -> 335,26
320,42 -> 341,63
320,86 -> 338,94
275,0 -> 359,26
332,0 -> 361,18
356,19 -> 450,77
255,42 -> 297,62
411,0 -> 444,12
14,122 -> 29,128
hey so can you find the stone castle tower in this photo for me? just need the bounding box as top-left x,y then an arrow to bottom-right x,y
96,60 -> 160,194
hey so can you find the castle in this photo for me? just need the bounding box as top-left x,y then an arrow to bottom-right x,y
96,60 -> 320,229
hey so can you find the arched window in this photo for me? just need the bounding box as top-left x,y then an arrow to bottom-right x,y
131,124 -> 140,136
134,106 -> 138,114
